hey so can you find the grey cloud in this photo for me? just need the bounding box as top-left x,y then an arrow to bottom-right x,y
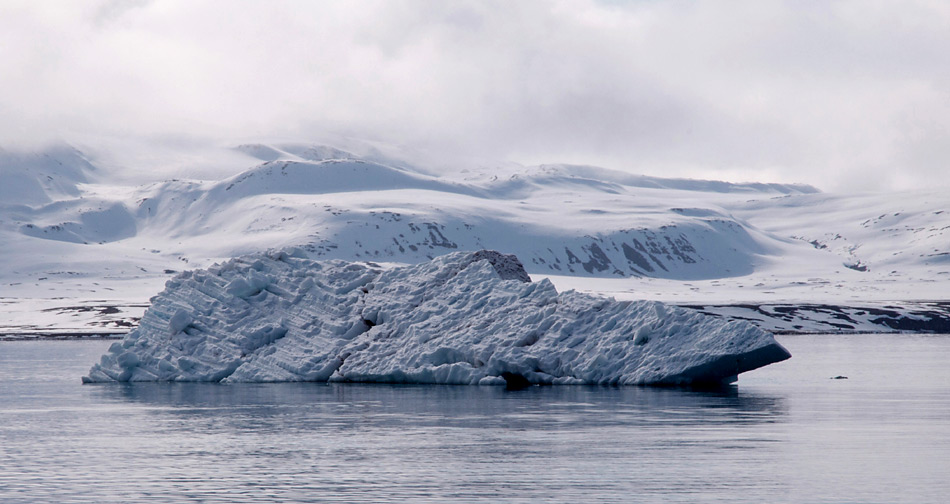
1,0 -> 949,191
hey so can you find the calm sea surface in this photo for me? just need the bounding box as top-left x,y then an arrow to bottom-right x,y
1,334 -> 949,503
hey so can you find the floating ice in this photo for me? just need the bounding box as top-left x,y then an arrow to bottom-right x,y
83,250 -> 789,386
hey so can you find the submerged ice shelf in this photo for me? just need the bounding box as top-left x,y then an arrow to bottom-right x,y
83,250 -> 790,386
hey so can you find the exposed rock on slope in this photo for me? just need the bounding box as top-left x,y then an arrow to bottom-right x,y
83,250 -> 790,386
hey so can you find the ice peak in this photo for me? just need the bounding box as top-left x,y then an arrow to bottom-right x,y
463,250 -> 532,283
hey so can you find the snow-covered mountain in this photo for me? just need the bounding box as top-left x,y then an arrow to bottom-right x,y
2,142 -> 948,335
0,145 -> 95,205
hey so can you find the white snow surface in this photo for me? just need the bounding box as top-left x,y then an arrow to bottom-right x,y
82,250 -> 789,385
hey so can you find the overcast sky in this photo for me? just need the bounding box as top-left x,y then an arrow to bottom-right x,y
2,0 -> 949,191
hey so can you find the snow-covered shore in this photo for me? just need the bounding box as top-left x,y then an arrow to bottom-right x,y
83,250 -> 790,386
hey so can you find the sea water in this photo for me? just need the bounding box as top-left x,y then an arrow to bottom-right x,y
1,334 -> 948,503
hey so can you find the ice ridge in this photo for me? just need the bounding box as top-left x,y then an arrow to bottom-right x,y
83,250 -> 789,386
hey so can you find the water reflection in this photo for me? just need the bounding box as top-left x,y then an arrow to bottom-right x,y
75,383 -> 795,503
91,382 -> 788,432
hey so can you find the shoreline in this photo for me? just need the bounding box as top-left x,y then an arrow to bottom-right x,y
0,331 -> 126,341
5,298 -> 950,340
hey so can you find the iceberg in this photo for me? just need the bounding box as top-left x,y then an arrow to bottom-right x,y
83,250 -> 789,386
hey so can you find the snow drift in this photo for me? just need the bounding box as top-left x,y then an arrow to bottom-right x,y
83,250 -> 789,386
